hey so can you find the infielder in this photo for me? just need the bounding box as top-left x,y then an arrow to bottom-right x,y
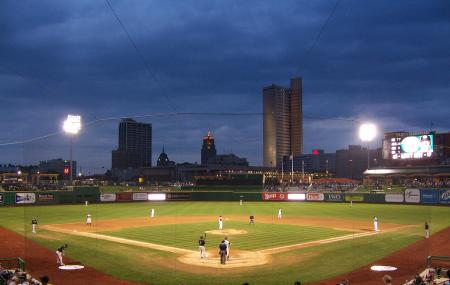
56,244 -> 68,266
278,208 -> 282,219
218,216 -> 223,230
425,222 -> 429,239
249,215 -> 255,225
150,208 -> 155,218
373,216 -> 379,232
224,237 -> 230,260
86,213 -> 92,226
31,217 -> 38,234
198,235 -> 206,258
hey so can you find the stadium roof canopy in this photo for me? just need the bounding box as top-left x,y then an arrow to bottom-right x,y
364,166 -> 450,177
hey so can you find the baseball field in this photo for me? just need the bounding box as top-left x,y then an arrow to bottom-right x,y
1,201 -> 450,285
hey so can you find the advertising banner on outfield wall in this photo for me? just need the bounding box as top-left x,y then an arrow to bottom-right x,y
325,193 -> 344,202
405,189 -> 420,203
116,192 -> 132,202
345,194 -> 364,202
100,193 -> 117,202
15,193 -> 36,204
37,193 -> 55,203
420,189 -> 439,204
262,192 -> 288,201
0,193 -> 3,205
307,193 -> 324,201
439,189 -> 450,204
385,193 -> 404,203
166,192 -> 191,200
133,193 -> 148,201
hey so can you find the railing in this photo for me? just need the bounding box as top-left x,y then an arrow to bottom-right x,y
427,255 -> 450,267
0,257 -> 26,271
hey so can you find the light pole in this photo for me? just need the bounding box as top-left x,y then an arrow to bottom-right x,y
359,123 -> 377,170
63,115 -> 82,185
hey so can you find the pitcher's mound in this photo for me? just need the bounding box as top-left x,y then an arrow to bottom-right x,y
205,229 -> 248,236
178,250 -> 270,268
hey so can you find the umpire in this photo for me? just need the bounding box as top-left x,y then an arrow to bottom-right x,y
219,240 -> 227,265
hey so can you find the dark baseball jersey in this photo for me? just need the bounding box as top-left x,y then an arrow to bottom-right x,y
31,218 -> 38,225
57,245 -> 66,253
199,239 -> 205,246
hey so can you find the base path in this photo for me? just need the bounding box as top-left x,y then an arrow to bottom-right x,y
0,227 -> 140,285
310,226 -> 450,285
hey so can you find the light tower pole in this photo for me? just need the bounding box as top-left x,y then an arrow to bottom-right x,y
63,115 -> 82,185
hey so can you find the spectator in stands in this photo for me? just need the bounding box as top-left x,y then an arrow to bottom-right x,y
40,276 -> 51,285
293,281 -> 302,285
382,275 -> 392,284
336,279 -> 348,285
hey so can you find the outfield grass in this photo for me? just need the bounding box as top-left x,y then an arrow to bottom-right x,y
1,202 -> 449,285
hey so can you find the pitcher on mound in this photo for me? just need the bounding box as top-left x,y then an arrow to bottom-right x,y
218,215 -> 223,230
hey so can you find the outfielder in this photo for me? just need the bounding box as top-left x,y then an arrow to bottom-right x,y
218,216 -> 223,230
425,222 -> 429,239
278,208 -> 282,219
56,244 -> 68,266
373,216 -> 379,232
198,234 -> 206,258
86,213 -> 92,226
249,215 -> 255,225
31,217 -> 38,234
224,237 -> 230,260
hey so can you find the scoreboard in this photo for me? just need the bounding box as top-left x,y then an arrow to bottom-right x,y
383,131 -> 435,160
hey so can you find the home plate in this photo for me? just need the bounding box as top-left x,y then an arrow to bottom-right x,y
370,265 -> 397,272
59,265 -> 85,270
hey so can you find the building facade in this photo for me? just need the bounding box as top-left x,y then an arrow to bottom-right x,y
288,149 -> 336,174
263,77 -> 303,168
201,131 -> 217,165
336,145 -> 380,180
207,154 -> 249,167
39,158 -> 77,178
112,118 -> 152,169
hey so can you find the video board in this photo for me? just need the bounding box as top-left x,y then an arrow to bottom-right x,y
383,132 -> 434,160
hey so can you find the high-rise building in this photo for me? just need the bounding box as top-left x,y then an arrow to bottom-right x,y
263,77 -> 303,168
201,131 -> 217,165
112,118 -> 152,169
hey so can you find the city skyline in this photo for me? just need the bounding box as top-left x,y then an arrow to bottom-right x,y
0,1 -> 449,172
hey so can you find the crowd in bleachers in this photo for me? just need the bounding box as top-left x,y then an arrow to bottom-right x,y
0,263 -> 51,285
403,267 -> 450,285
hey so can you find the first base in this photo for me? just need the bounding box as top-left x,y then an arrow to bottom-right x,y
370,265 -> 397,272
59,265 -> 85,270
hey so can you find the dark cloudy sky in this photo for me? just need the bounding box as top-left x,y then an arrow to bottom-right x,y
0,0 -> 449,173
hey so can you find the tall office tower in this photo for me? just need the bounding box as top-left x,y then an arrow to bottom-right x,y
263,77 -> 303,168
112,118 -> 152,169
201,131 -> 217,165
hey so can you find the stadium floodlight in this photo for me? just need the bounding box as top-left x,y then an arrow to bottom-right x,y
62,115 -> 82,185
63,115 -> 82,135
359,123 -> 377,170
359,123 -> 377,142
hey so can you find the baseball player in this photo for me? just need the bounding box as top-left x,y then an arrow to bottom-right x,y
150,208 -> 155,218
278,208 -> 282,219
249,215 -> 255,225
224,237 -> 230,260
31,217 -> 38,234
425,222 -> 429,239
218,240 -> 227,264
198,234 -> 206,258
86,213 -> 92,226
218,215 -> 223,230
56,244 -> 68,266
373,216 -> 379,232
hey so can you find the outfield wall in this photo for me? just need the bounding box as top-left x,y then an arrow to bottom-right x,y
1,187 -> 450,206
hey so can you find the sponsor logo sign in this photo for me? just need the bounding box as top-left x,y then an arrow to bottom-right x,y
307,193 -> 324,201
405,189 -> 420,203
439,190 -> 450,204
38,193 -> 55,203
133,193 -> 148,201
15,193 -> 36,204
116,192 -> 132,202
166,192 -> 191,200
0,193 -> 3,204
100,193 -> 116,202
385,193 -> 404,203
287,193 -> 306,200
345,194 -> 364,202
420,189 -> 439,204
262,192 -> 288,201
325,193 -> 344,202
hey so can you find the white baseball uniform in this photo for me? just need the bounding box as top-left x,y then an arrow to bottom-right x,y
224,239 -> 230,259
373,217 -> 379,231
219,217 -> 223,230
86,214 -> 92,225
150,208 -> 155,218
278,209 -> 282,219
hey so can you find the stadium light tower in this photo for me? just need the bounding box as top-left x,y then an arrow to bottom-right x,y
359,123 -> 377,170
63,115 -> 82,185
